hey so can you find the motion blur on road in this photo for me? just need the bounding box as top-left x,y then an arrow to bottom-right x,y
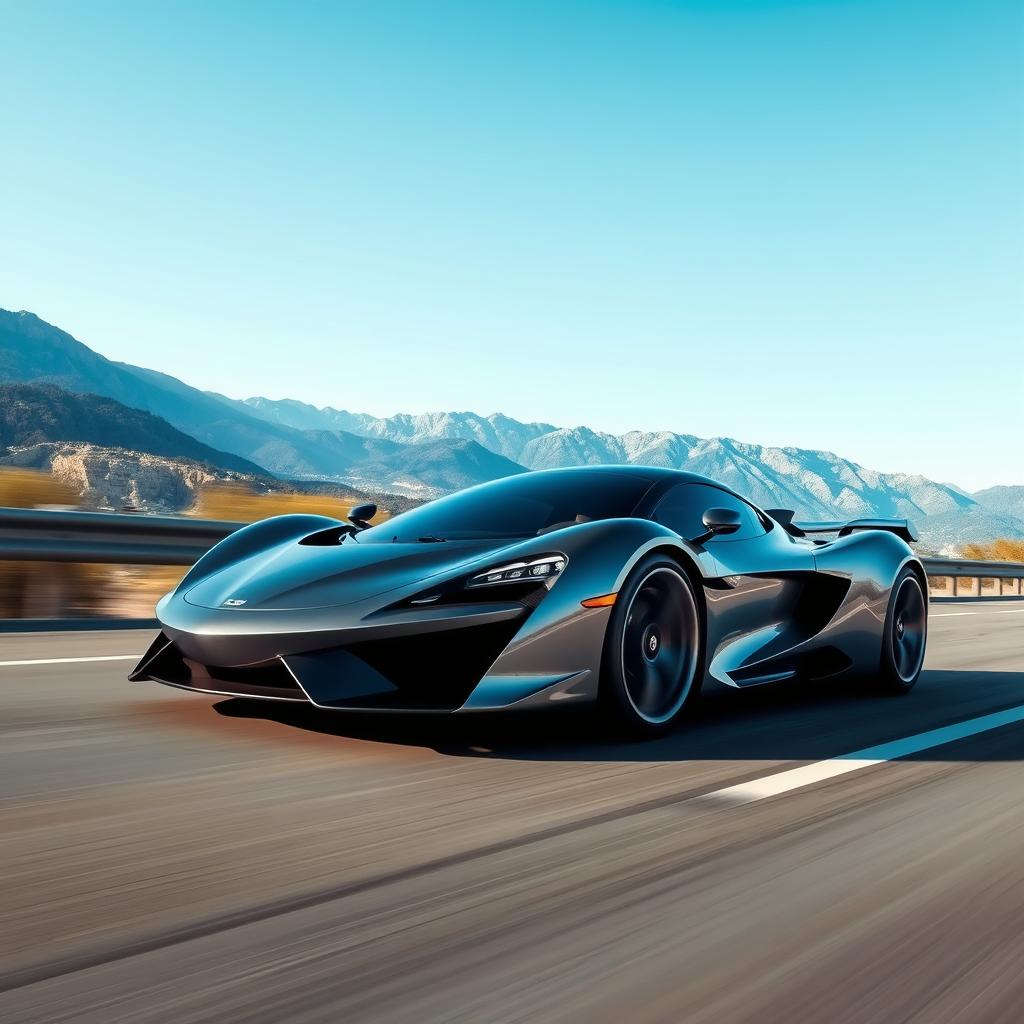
3,600 -> 1024,1023
0,469 -> 393,621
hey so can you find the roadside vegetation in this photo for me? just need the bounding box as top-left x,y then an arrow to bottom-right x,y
961,539 -> 1024,562
192,481 -> 390,525
0,467 -> 78,508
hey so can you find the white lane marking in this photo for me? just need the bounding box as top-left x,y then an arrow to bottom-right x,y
0,655 -> 138,668
706,704 -> 1024,805
931,612 -> 975,617
997,608 -> 1024,614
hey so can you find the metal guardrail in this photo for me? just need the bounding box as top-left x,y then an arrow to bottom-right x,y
0,508 -> 1022,591
920,557 -> 1024,597
0,508 -> 242,565
920,557 -> 1024,580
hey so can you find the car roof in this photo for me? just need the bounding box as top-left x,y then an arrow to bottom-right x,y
519,465 -> 719,487
512,465 -> 753,511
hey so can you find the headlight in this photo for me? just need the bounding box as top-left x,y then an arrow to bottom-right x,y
466,554 -> 567,589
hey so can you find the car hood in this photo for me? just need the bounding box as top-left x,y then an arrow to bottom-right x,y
182,538 -> 500,611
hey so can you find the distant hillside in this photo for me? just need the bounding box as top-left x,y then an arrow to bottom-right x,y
0,309 -> 337,473
0,382 -> 263,475
1,442 -> 422,515
226,396 -> 557,459
0,310 -> 526,493
231,395 -> 1024,548
3,307 -> 1022,548
973,486 -> 1024,523
1,443 -> 238,512
226,395 -> 981,516
342,437 -> 526,497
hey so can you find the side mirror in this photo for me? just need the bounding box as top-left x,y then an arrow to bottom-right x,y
701,507 -> 742,536
348,503 -> 377,530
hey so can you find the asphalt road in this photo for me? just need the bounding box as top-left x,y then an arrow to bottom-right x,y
2,600 -> 1024,1023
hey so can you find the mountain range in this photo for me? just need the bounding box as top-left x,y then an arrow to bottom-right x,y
1,307 -> 1021,551
219,395 -> 1024,550
0,382 -> 262,475
0,310 -> 521,495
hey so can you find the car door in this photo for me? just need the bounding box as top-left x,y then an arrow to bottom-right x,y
650,483 -> 815,685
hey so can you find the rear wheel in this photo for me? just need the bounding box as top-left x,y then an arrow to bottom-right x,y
599,556 -> 704,736
877,567 -> 927,693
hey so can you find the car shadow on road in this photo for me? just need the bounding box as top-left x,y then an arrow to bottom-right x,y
212,668 -> 1024,763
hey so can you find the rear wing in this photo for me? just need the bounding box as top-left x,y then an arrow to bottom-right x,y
765,509 -> 919,544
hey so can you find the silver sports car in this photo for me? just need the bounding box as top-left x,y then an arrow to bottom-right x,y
131,466 -> 928,735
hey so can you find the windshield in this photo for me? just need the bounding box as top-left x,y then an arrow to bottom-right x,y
358,471 -> 654,542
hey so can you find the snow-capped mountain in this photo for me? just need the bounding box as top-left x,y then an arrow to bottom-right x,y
1,307 -> 1020,551
227,395 -> 1016,548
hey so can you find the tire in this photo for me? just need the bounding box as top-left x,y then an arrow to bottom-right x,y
877,566 -> 928,693
599,555 -> 705,736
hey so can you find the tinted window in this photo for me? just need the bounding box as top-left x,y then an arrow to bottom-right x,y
652,483 -> 765,542
359,471 -> 654,542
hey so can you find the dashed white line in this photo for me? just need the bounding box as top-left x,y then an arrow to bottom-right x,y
704,704 -> 1024,805
997,608 -> 1024,614
931,612 -> 976,617
0,655 -> 139,668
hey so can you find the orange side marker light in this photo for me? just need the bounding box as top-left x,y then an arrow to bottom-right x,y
581,593 -> 617,608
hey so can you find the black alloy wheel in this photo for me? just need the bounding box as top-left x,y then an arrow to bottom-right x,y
878,567 -> 928,693
600,556 -> 703,734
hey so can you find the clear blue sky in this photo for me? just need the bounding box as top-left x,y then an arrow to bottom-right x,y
1,0 -> 1021,490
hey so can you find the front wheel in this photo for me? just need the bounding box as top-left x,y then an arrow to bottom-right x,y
877,567 -> 928,693
599,556 -> 704,736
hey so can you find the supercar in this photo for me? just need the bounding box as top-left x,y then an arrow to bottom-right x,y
131,467 -> 929,734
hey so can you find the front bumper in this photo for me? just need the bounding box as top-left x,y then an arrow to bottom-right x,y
131,596 -> 598,712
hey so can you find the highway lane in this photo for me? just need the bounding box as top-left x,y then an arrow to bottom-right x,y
2,600 -> 1023,1022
